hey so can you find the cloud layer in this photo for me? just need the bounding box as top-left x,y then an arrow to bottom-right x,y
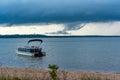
0,24 -> 64,35
0,0 -> 120,25
69,21 -> 120,35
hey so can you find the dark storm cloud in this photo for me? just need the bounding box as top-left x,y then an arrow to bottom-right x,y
0,0 -> 120,25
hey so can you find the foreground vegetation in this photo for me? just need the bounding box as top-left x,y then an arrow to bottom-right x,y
0,65 -> 118,80
0,76 -> 112,80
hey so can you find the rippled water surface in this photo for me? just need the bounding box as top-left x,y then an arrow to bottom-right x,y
0,37 -> 120,72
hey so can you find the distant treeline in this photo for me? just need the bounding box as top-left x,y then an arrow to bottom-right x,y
0,34 -> 46,38
0,34 -> 120,38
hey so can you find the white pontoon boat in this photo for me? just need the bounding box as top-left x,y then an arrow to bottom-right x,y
16,39 -> 46,57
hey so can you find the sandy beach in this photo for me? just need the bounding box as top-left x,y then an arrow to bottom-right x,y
0,67 -> 119,80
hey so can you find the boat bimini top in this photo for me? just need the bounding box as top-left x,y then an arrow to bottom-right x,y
28,39 -> 43,44
28,39 -> 43,47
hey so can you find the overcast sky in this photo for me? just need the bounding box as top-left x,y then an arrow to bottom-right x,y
0,0 -> 120,35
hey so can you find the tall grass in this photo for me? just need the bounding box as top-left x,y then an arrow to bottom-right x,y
80,76 -> 111,80
0,75 -> 113,80
0,66 -> 118,80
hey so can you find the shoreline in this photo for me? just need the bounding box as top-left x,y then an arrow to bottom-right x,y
0,67 -> 120,80
1,34 -> 120,38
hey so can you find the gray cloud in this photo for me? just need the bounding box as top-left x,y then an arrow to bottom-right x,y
0,0 -> 120,25
64,22 -> 86,31
47,23 -> 86,35
46,31 -> 70,35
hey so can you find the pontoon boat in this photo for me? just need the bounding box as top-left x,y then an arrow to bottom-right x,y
16,39 -> 46,57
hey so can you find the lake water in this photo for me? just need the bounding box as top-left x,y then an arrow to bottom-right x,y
0,37 -> 120,72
